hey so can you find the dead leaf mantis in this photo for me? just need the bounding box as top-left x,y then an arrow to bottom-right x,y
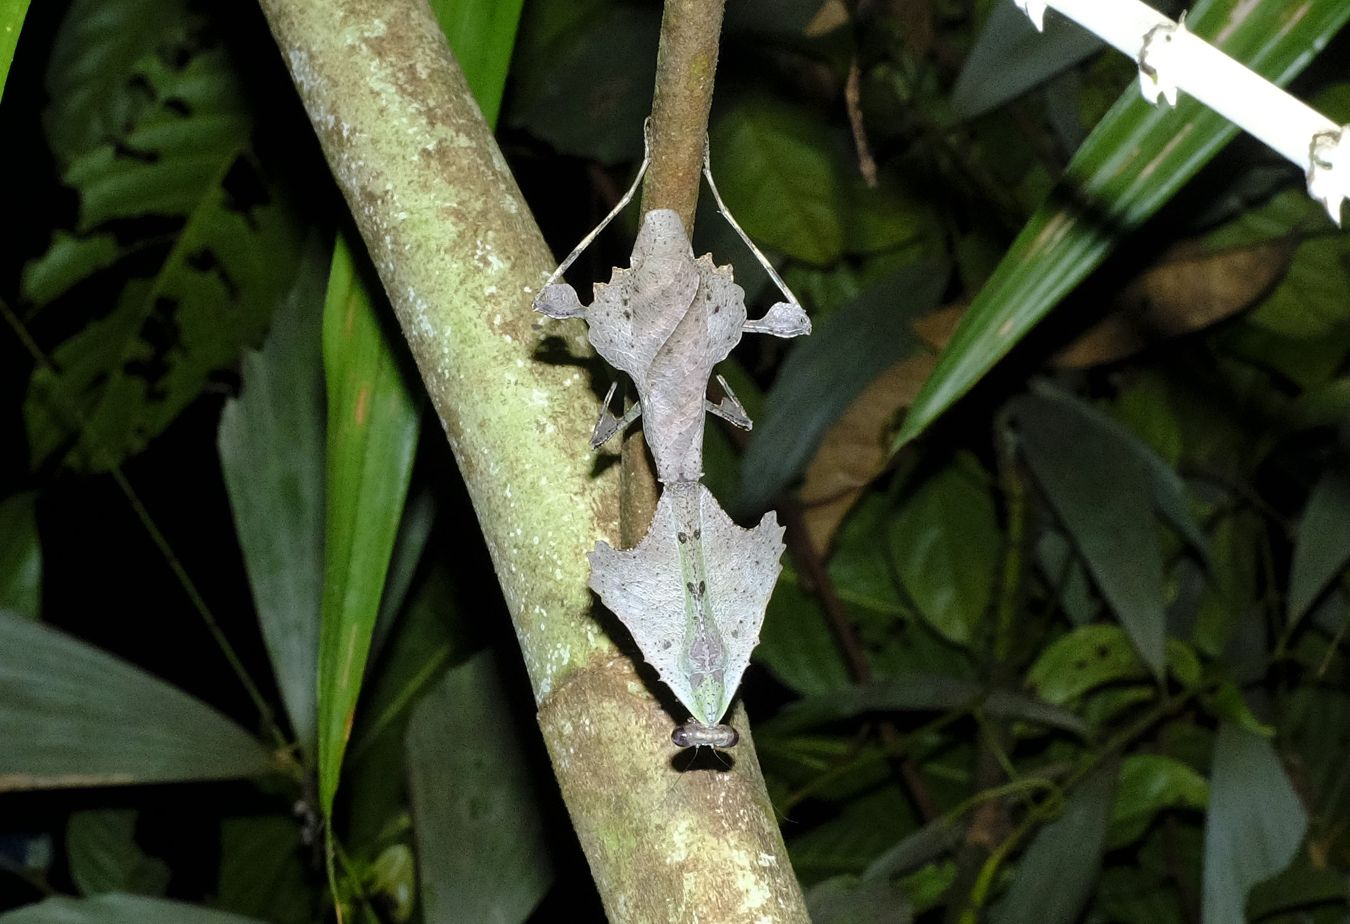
534,125 -> 810,750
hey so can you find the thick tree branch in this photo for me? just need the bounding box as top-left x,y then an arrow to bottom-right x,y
256,0 -> 807,919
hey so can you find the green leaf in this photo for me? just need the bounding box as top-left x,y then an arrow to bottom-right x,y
1027,625 -> 1148,706
763,676 -> 1087,737
43,0 -> 191,163
25,0 -> 301,470
1034,384 -> 1207,560
216,815 -> 316,924
344,562 -> 461,851
361,844 -> 416,922
891,454 -> 1000,646
738,259 -> 948,513
950,0 -> 1101,121
507,0 -> 658,163
897,0 -> 1350,446
0,492 -> 41,619
0,0 -> 29,102
427,0 -> 525,128
406,650 -> 554,924
755,574 -> 854,696
1107,754 -> 1209,849
1287,468 -> 1350,628
709,96 -> 843,266
992,762 -> 1118,924
65,810 -> 169,897
20,232 -> 120,306
1012,394 -> 1166,674
0,613 -> 273,790
316,234 -> 420,818
806,876 -> 913,924
0,895 -> 267,924
1201,723 -> 1308,924
219,243 -> 327,756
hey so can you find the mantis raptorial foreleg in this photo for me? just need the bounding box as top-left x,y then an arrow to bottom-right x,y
705,374 -> 751,430
589,381 -> 643,448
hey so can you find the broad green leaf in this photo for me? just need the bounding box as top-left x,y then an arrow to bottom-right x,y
1027,625 -> 1147,706
66,810 -> 169,897
1280,687 -> 1350,862
992,762 -> 1118,924
0,492 -> 41,619
0,0 -> 30,102
316,234 -> 419,817
790,786 -> 916,881
1201,723 -> 1308,924
1287,468 -> 1350,628
890,454 -> 999,646
1033,384 -> 1207,559
25,0 -> 301,470
950,0 -> 1101,121
0,614 -> 273,790
363,844 -> 416,922
755,574 -> 853,696
0,895 -> 267,924
507,0 -> 658,164
1012,394 -> 1166,674
43,0 -> 191,162
20,232 -> 120,306
897,0 -> 1350,446
806,876 -> 913,924
370,483 -> 437,657
738,259 -> 948,513
427,0 -> 525,128
763,676 -> 1087,738
219,243 -> 327,756
406,650 -> 553,924
709,96 -> 844,266
344,562 -> 462,850
216,815 -> 316,924
1107,754 -> 1208,849
1036,530 -> 1099,625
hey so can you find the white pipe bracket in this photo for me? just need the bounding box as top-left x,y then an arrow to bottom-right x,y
1307,126 -> 1350,227
1137,15 -> 1187,108
1015,0 -> 1048,31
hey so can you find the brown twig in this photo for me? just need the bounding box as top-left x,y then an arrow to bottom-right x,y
845,59 -> 879,188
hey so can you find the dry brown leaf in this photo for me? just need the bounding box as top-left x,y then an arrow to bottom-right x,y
1054,241 -> 1291,368
799,353 -> 934,552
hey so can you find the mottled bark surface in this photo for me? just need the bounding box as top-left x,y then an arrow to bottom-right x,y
256,0 -> 806,918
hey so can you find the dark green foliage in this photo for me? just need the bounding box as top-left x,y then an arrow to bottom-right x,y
2,0 -> 1348,921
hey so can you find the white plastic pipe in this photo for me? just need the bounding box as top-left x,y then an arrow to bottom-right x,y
1014,0 -> 1349,225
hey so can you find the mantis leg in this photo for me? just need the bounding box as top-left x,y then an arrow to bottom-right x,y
705,374 -> 752,430
590,382 -> 643,448
701,136 -> 811,339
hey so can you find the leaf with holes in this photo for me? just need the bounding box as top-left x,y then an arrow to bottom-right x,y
23,0 -> 300,471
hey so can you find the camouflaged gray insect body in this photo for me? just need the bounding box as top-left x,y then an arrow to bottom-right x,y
536,207 -> 804,745
579,210 -> 748,484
